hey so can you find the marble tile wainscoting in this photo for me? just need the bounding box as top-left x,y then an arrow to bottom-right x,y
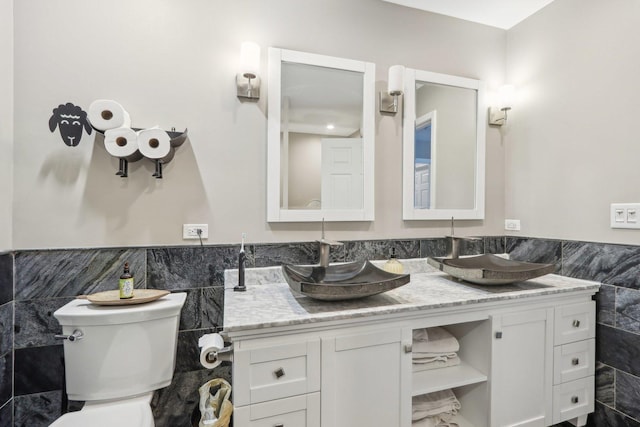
1,236 -> 639,426
0,252 -> 14,427
506,237 -> 640,427
4,237 -> 485,427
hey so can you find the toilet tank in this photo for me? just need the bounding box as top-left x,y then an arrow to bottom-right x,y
54,292 -> 187,401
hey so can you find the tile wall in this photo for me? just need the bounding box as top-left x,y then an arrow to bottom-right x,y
1,236 -> 639,426
0,253 -> 13,427
505,237 -> 640,426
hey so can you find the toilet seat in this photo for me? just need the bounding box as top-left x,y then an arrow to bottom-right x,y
49,399 -> 154,427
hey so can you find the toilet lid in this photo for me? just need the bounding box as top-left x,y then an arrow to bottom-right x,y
50,400 -> 154,427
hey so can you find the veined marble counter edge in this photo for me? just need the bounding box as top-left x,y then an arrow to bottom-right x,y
223,258 -> 600,333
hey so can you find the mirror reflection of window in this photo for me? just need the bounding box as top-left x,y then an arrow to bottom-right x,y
414,111 -> 436,209
414,82 -> 477,210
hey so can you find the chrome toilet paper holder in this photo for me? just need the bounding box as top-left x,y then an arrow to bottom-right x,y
206,344 -> 234,364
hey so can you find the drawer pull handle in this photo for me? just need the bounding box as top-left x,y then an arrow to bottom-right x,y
274,368 -> 285,379
274,424 -> 284,427
571,396 -> 579,404
572,357 -> 580,366
572,320 -> 581,328
404,344 -> 412,353
495,331 -> 503,339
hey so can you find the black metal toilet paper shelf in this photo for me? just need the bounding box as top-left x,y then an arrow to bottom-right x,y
94,127 -> 188,179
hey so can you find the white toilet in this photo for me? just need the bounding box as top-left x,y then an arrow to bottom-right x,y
50,292 -> 187,427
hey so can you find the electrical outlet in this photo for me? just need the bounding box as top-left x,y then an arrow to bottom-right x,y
183,224 -> 209,239
505,219 -> 521,231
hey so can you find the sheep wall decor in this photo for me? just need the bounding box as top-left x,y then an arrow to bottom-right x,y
47,99 -> 188,179
48,102 -> 92,147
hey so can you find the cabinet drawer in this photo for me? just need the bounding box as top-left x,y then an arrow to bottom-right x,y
234,392 -> 320,427
234,339 -> 321,406
554,302 -> 595,345
552,376 -> 594,424
553,339 -> 595,384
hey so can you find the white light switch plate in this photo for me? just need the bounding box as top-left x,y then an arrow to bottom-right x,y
610,204 -> 640,229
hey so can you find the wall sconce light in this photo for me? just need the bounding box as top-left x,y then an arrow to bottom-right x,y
237,41 -> 261,100
380,65 -> 405,114
488,84 -> 515,126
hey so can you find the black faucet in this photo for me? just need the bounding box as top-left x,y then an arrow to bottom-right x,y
234,233 -> 247,292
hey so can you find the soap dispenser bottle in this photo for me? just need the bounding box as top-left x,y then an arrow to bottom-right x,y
119,262 -> 134,299
383,248 -> 404,274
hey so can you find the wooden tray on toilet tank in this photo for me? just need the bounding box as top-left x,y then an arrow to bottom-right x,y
81,289 -> 170,306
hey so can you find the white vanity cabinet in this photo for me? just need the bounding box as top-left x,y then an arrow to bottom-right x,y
490,308 -> 554,427
321,327 -> 413,427
551,302 -> 596,426
225,270 -> 599,427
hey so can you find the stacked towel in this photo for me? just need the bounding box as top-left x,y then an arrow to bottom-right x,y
412,389 -> 461,427
412,327 -> 461,372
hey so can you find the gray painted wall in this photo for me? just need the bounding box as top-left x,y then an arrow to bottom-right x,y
505,0 -> 640,245
0,0 -> 13,252
11,0 -> 506,250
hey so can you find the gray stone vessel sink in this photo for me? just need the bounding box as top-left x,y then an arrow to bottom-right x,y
282,260 -> 411,301
427,254 -> 555,285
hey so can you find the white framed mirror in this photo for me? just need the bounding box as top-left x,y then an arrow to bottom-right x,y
402,69 -> 486,220
267,48 -> 375,222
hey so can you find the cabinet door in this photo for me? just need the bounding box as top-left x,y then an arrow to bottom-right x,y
321,328 -> 412,427
490,308 -> 554,427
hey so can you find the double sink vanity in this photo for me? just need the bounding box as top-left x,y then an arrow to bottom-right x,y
242,43 -> 599,426
223,256 -> 599,427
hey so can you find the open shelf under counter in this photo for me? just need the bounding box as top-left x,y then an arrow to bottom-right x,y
454,414 -> 475,427
412,361 -> 488,396
412,414 -> 476,427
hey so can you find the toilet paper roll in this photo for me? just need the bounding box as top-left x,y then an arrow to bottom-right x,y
137,127 -> 174,162
199,333 -> 225,369
103,127 -> 143,161
88,99 -> 131,131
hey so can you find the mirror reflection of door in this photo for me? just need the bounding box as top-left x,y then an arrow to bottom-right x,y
414,111 -> 436,209
321,138 -> 363,209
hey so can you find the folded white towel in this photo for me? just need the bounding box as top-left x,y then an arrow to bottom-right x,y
413,355 -> 461,372
412,414 -> 459,427
413,352 -> 458,362
412,389 -> 461,421
413,328 -> 430,342
412,398 -> 460,419
413,327 -> 459,354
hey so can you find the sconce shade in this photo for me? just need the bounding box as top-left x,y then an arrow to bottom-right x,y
489,84 -> 515,126
499,84 -> 515,110
388,65 -> 405,95
240,41 -> 261,78
237,41 -> 261,100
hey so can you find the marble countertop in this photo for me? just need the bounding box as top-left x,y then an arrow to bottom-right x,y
223,258 -> 600,333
